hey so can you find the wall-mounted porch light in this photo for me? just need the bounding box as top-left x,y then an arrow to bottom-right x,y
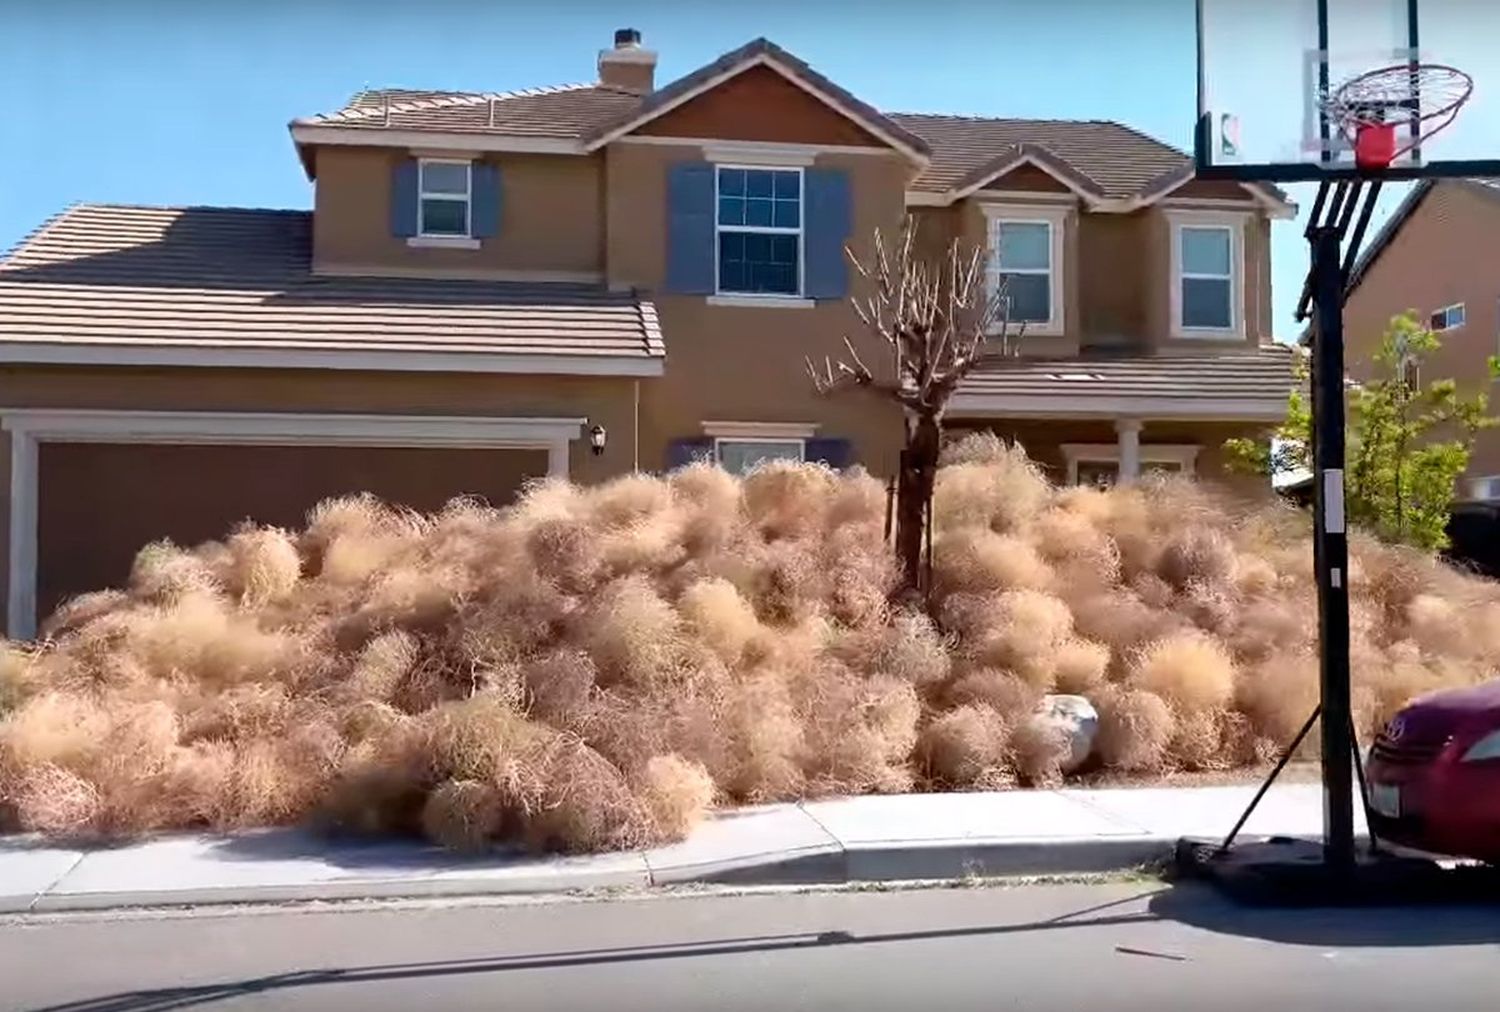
589,424 -> 607,456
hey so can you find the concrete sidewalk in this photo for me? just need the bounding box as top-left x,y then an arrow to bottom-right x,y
0,784 -> 1365,914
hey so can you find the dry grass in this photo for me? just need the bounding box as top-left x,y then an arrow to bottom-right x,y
3,435 -> 1497,852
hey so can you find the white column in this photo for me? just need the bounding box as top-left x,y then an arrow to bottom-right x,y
7,430 -> 38,639
1115,418 -> 1143,484
546,438 -> 571,478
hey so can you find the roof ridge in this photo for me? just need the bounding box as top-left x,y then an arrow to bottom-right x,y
309,82 -> 597,123
0,202 -> 82,267
888,110 -> 1120,126
62,202 -> 310,216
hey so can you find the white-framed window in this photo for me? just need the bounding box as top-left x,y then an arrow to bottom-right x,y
714,437 -> 805,474
715,166 -> 803,296
1167,211 -> 1246,338
1430,303 -> 1465,332
1062,443 -> 1200,487
418,159 -> 472,237
982,206 -> 1067,335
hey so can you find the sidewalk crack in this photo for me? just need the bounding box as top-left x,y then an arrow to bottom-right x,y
28,852 -> 86,913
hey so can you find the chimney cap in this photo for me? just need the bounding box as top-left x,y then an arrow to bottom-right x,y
614,27 -> 642,48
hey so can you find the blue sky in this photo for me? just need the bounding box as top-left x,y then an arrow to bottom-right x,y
0,0 -> 1420,339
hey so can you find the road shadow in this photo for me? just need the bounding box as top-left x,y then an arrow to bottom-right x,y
25,889 -> 1165,1012
29,881 -> 1500,1012
1149,880 -> 1500,947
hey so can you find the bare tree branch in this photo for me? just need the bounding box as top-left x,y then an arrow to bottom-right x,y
809,214 -> 1024,595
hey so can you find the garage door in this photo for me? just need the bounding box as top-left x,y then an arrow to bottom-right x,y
36,442 -> 548,618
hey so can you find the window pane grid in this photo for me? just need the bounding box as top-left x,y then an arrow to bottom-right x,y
988,220 -> 1052,324
418,160 -> 470,237
716,166 -> 802,296
1176,225 -> 1233,330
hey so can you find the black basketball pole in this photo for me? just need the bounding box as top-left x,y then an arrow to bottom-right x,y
1307,187 -> 1356,876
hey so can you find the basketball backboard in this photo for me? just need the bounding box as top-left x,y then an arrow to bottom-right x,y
1196,0 -> 1500,181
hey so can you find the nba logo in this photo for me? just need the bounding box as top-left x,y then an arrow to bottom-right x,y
1219,113 -> 1241,160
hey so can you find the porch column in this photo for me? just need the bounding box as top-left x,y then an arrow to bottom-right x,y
1115,418 -> 1142,484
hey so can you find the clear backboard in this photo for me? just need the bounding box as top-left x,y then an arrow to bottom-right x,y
1196,0 -> 1500,181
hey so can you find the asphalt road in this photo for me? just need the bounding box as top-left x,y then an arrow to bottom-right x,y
2,880 -> 1498,1012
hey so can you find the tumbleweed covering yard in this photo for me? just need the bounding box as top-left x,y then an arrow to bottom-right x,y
2,435 -> 1498,852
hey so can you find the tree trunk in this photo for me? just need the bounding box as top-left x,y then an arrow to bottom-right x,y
894,412 -> 942,594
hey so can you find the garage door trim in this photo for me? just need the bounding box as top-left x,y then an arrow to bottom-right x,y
1,409 -> 586,639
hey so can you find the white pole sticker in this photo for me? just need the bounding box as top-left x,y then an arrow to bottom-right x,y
1323,468 -> 1345,534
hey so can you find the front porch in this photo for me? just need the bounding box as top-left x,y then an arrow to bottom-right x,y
947,348 -> 1297,490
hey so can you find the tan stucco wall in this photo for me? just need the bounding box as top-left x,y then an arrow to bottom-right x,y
1343,182 -> 1500,483
312,145 -> 606,277
602,140 -> 914,472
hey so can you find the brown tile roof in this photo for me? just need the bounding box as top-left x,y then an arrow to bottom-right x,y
888,114 -> 1192,198
0,205 -> 664,368
954,346 -> 1297,419
303,83 -> 642,138
295,39 -> 1236,206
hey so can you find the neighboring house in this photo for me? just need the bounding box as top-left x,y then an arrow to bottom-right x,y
1342,178 -> 1500,502
0,30 -> 1297,637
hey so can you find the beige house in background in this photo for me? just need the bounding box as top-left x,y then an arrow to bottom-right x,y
0,30 -> 1296,637
1342,178 -> 1500,500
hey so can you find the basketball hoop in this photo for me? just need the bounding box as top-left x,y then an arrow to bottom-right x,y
1322,63 -> 1474,171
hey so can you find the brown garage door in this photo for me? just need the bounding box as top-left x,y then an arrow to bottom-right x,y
37,442 -> 548,617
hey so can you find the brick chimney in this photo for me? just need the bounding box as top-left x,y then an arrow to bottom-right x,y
598,28 -> 656,94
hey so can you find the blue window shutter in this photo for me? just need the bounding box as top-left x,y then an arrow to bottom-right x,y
471,163 -> 501,238
665,162 -> 716,294
805,437 -> 854,470
803,168 -> 852,300
666,437 -> 715,470
390,159 -> 419,237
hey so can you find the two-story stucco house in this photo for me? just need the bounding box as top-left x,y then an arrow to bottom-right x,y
1342,178 -> 1500,502
0,31 -> 1297,637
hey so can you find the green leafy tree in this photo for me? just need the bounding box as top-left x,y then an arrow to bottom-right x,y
1227,312 -> 1499,550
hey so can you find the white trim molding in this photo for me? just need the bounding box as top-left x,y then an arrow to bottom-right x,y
585,51 -> 929,166
405,236 -> 481,250
619,135 -> 894,158
951,152 -> 1098,204
0,343 -> 664,377
948,392 -> 1287,422
702,142 -> 817,167
1166,208 -> 1249,341
291,124 -> 585,158
981,204 -> 1070,338
702,420 -> 819,439
1061,440 -> 1200,486
1,409 -> 586,639
705,295 -> 814,309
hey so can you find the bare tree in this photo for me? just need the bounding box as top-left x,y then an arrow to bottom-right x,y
808,217 -> 1021,597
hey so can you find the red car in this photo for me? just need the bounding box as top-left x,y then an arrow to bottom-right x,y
1365,680 -> 1500,863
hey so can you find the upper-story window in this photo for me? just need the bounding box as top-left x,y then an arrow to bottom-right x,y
1168,211 -> 1245,338
716,167 -> 802,296
1179,227 -> 1233,329
983,207 -> 1066,335
993,221 -> 1052,323
1430,303 -> 1465,332
419,160 -> 472,237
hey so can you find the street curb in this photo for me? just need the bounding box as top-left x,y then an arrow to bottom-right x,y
7,837 -> 1176,914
